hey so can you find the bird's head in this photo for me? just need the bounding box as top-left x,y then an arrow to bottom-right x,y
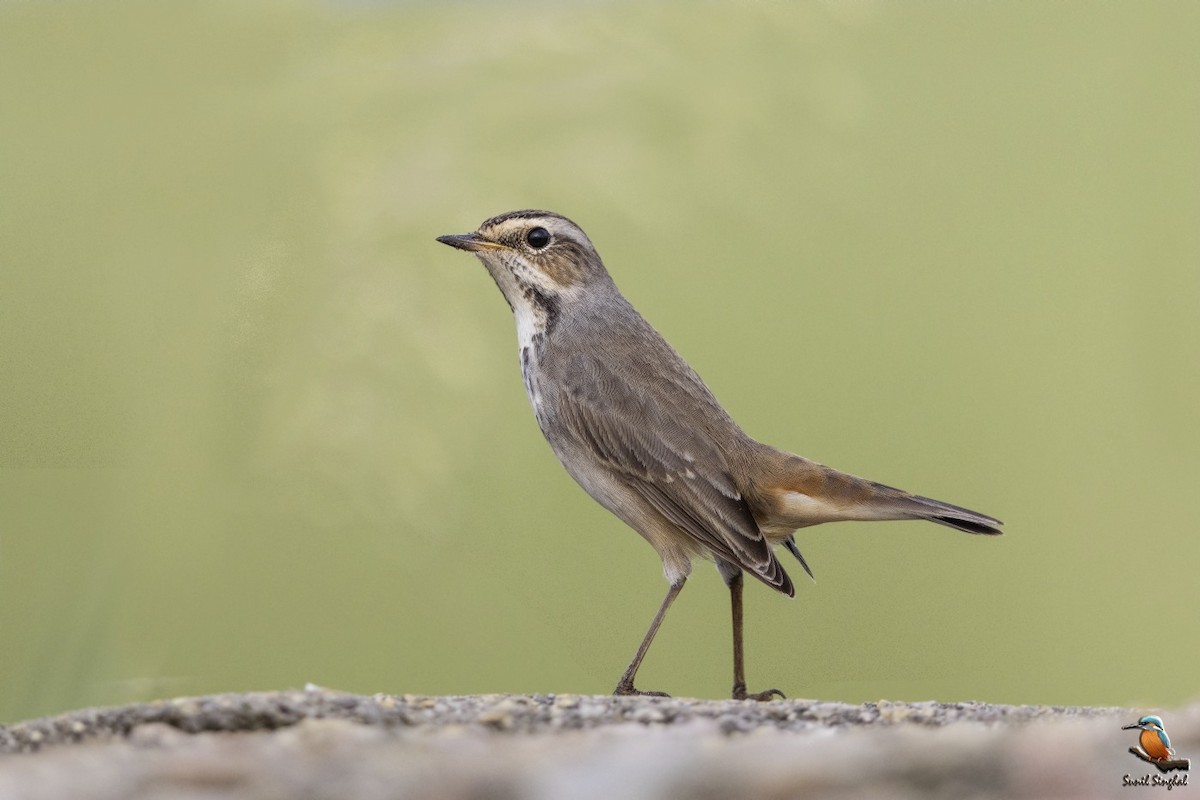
437,210 -> 612,329
1123,715 -> 1166,732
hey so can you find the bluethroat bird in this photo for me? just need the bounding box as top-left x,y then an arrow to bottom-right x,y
437,210 -> 1002,700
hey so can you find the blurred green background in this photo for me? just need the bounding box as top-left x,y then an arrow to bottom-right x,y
1,1 -> 1197,723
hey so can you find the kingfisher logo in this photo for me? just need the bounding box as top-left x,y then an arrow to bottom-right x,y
1121,715 -> 1189,790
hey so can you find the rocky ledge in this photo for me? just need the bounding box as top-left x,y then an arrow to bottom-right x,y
0,689 -> 1193,800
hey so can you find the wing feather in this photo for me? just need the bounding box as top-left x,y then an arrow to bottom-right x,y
550,354 -> 792,596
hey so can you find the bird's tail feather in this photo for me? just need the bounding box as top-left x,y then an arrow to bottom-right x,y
883,490 -> 1003,535
749,447 -> 1003,536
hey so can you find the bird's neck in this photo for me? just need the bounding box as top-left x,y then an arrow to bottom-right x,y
513,287 -> 560,352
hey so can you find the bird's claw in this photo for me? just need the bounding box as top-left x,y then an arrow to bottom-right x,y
613,682 -> 671,698
733,685 -> 785,701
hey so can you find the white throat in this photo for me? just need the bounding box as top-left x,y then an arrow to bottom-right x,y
514,300 -> 543,352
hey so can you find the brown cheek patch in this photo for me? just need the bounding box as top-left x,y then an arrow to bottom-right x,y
538,244 -> 588,288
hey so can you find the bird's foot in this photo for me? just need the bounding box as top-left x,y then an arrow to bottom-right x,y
613,681 -> 670,698
732,683 -> 785,701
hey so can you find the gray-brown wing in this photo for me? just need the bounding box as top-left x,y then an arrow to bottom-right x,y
548,356 -> 793,596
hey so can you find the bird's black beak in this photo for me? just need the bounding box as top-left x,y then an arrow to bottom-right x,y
436,232 -> 504,252
1122,723 -> 1141,730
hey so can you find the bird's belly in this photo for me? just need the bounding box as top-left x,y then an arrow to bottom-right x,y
544,436 -> 700,583
1141,730 -> 1170,760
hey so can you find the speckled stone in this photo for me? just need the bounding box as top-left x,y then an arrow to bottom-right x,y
0,689 -> 1192,800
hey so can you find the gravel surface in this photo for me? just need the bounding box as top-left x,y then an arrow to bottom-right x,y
0,689 -> 1193,800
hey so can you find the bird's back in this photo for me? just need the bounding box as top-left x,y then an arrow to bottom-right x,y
537,287 -> 750,454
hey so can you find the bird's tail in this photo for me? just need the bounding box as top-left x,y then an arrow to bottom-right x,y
748,447 -> 1003,535
880,489 -> 1003,535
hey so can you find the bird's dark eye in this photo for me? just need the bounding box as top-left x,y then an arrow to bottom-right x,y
526,227 -> 551,250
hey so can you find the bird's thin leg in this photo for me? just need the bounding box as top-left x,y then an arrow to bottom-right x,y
724,568 -> 785,701
729,570 -> 748,695
613,579 -> 684,697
